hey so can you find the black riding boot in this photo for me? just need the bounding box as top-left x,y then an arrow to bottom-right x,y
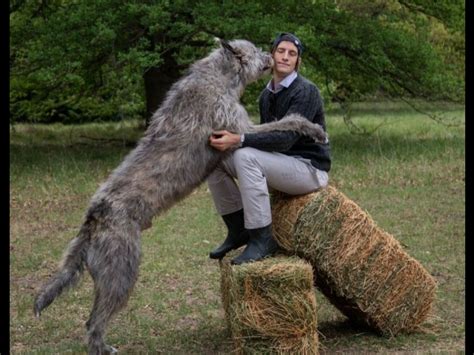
209,209 -> 249,259
231,224 -> 280,265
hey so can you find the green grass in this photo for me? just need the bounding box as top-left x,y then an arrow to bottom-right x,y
10,102 -> 465,353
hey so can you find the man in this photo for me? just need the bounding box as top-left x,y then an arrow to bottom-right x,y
207,33 -> 331,265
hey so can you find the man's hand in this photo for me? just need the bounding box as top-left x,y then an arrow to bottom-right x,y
209,130 -> 241,151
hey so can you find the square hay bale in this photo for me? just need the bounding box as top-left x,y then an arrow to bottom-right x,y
271,185 -> 437,336
220,255 -> 319,354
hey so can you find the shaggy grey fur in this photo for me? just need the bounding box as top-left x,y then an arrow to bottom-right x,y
33,39 -> 327,354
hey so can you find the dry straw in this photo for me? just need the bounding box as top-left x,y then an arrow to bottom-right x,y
220,255 -> 319,354
271,185 -> 437,336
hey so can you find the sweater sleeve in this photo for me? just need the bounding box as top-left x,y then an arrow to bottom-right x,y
242,85 -> 324,152
242,131 -> 300,152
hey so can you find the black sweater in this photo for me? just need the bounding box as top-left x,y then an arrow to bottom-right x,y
242,75 -> 331,172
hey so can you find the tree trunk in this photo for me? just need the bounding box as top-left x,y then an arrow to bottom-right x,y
143,56 -> 182,127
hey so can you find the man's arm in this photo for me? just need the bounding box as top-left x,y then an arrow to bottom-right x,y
209,86 -> 325,152
241,131 -> 300,152
242,86 -> 324,151
209,129 -> 300,152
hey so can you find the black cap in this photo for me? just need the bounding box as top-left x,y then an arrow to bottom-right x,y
271,32 -> 304,56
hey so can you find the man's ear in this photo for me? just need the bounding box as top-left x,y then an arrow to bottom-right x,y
220,39 -> 238,55
295,57 -> 302,71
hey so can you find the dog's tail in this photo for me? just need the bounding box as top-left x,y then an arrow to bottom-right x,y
34,221 -> 92,317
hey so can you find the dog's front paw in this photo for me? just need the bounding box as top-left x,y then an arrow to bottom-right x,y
311,124 -> 329,144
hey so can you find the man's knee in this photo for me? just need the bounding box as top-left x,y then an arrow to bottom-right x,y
207,163 -> 226,184
233,147 -> 260,168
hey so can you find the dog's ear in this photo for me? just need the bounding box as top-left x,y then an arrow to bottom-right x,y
220,39 -> 238,56
220,39 -> 246,64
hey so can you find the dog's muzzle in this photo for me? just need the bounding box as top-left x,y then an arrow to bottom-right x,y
262,56 -> 274,72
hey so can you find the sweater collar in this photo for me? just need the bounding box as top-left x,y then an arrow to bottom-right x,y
266,71 -> 298,94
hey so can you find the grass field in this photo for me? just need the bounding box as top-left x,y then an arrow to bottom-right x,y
10,101 -> 465,353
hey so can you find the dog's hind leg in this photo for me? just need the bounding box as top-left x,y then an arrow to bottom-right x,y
85,228 -> 141,355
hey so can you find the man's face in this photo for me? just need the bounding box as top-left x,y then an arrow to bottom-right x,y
272,41 -> 299,77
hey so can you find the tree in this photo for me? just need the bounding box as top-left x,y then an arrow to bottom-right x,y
10,0 -> 464,125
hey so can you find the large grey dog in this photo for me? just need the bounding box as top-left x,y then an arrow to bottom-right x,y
34,39 -> 327,354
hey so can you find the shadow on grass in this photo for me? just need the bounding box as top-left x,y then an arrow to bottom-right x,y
169,318 -> 382,353
163,321 -> 235,354
318,318 -> 378,340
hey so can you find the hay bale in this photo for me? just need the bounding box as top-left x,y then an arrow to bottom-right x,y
220,255 -> 319,354
271,185 -> 437,336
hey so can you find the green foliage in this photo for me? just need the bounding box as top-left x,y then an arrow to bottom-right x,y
293,0 -> 464,103
10,0 -> 464,123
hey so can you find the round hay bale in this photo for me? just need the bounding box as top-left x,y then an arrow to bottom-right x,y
220,255 -> 319,354
271,185 -> 437,336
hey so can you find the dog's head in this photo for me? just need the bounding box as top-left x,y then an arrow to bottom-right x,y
219,39 -> 273,86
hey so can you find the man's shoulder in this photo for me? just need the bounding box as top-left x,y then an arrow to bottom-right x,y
289,75 -> 321,99
294,75 -> 319,90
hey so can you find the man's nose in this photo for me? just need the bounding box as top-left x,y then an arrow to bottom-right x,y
282,51 -> 289,60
